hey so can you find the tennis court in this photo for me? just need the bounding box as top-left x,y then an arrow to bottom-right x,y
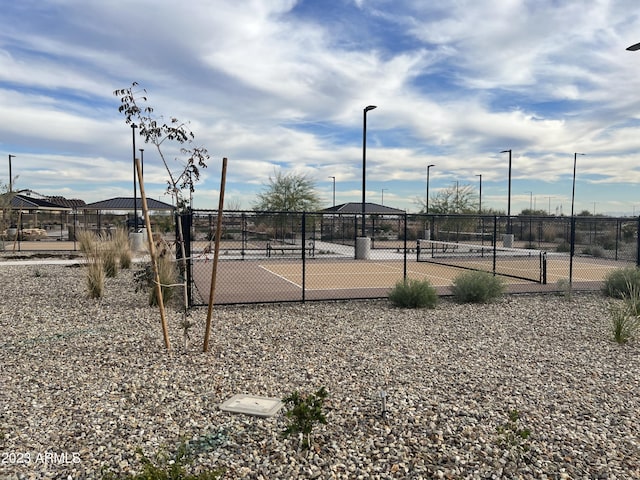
191,253 -> 630,305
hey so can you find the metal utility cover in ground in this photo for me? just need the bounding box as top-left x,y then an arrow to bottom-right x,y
219,394 -> 284,417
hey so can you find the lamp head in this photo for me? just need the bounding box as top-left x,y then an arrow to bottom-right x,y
500,149 -> 511,154
364,105 -> 377,112
627,42 -> 640,51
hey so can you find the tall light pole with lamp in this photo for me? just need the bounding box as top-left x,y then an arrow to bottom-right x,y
361,105 -> 377,238
426,164 -> 435,214
381,188 -> 387,206
569,152 -> 585,289
626,43 -> 640,266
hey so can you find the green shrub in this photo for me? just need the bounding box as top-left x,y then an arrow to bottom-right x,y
282,387 -> 328,450
388,278 -> 438,308
610,282 -> 640,344
451,270 -> 504,303
611,303 -> 639,344
101,442 -> 224,479
603,266 -> 640,298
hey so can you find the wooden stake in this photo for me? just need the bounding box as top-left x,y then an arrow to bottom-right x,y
136,158 -> 171,351
203,157 -> 228,352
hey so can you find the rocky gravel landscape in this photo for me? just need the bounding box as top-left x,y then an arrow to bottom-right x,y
1,262 -> 639,479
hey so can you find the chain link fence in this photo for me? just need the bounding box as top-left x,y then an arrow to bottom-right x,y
184,210 -> 639,306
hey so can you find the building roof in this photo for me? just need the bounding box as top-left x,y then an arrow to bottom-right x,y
82,197 -> 175,211
318,202 -> 405,215
9,194 -> 72,211
46,196 -> 86,208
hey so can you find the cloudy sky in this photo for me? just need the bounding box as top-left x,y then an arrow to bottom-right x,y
2,0 -> 640,215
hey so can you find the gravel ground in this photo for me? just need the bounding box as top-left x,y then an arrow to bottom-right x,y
1,263 -> 639,479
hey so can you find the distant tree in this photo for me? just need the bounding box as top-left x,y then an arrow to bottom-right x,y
0,182 -> 17,234
254,170 -> 321,212
577,210 -> 593,216
225,198 -> 243,211
519,209 -> 550,216
416,183 -> 477,214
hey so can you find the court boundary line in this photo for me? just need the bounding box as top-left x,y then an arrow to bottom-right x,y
258,263 -> 302,289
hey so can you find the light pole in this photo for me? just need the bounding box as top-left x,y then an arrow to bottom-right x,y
475,174 -> 482,214
525,191 -> 533,212
328,176 -> 336,207
361,105 -> 377,237
8,154 -> 15,192
570,152 -> 585,288
132,124 -> 137,231
381,188 -> 387,206
426,164 -> 435,214
501,149 -> 512,233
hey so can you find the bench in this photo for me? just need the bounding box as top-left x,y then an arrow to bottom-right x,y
266,241 -> 315,258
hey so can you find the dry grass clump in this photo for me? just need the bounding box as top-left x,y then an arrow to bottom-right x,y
150,255 -> 178,306
76,229 -> 98,256
86,255 -> 105,299
76,230 -> 105,298
112,227 -> 132,269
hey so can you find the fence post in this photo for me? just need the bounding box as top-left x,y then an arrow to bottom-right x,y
637,216 -> 640,267
569,215 -> 576,288
302,212 -> 306,303
176,211 -> 193,307
403,213 -> 408,281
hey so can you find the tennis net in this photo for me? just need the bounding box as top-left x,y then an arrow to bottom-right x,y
417,239 -> 547,284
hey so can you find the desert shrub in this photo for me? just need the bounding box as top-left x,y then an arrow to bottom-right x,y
603,266 -> 640,298
596,233 -> 616,250
555,242 -> 570,253
610,282 -> 640,344
583,245 -> 605,258
388,278 -> 438,308
555,278 -> 571,299
451,270 -> 504,303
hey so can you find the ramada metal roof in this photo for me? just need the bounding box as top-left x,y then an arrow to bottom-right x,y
318,202 -> 405,215
82,197 -> 175,211
10,194 -> 72,211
